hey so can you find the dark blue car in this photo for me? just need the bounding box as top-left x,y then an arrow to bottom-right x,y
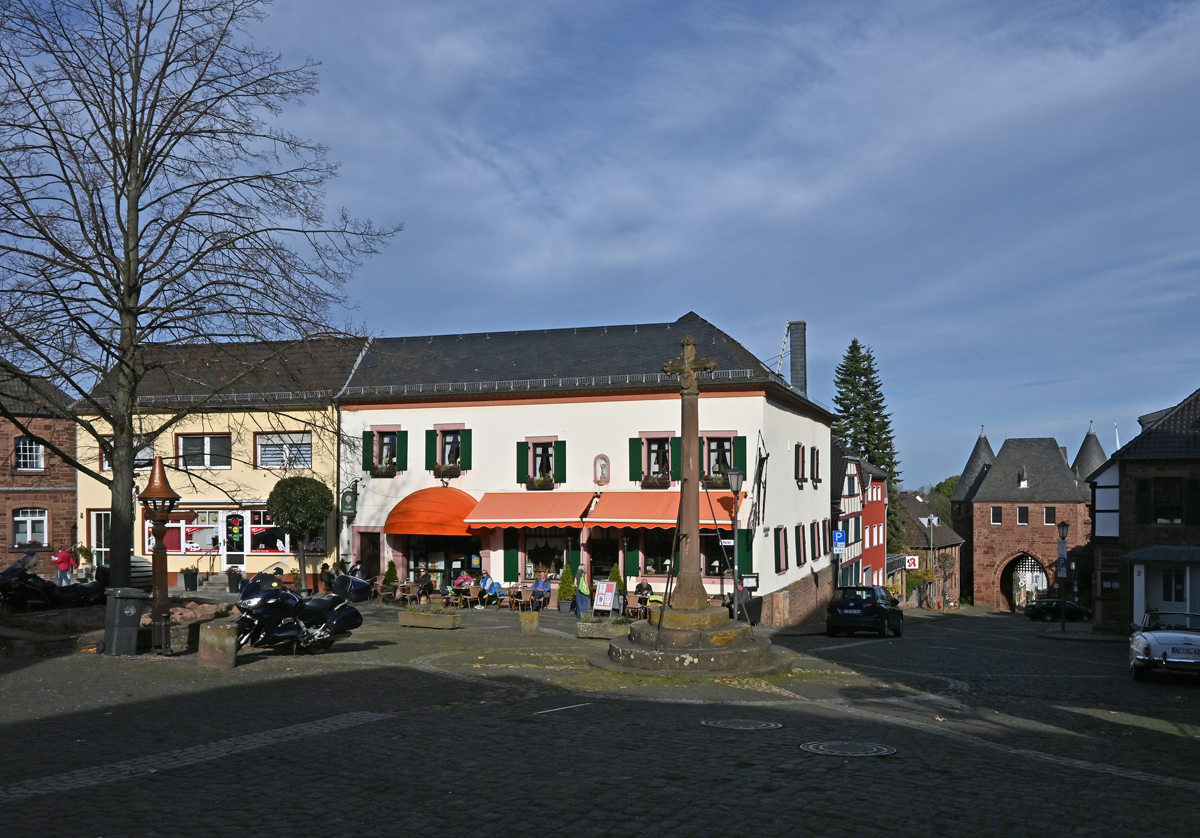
826,585 -> 903,638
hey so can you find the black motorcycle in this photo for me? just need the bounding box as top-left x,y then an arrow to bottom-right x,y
0,552 -> 109,611
235,571 -> 369,654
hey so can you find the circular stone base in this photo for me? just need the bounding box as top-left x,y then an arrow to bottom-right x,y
589,646 -> 794,678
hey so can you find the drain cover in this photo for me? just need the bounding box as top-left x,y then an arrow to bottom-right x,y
700,720 -> 783,730
800,741 -> 896,757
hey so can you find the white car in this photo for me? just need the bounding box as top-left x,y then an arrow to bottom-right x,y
1129,611 -> 1200,681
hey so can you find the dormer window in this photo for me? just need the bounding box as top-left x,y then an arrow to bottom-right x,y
1018,466 -> 1028,489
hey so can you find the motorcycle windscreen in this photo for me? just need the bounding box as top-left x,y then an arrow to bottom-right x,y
331,575 -> 371,603
324,607 -> 363,633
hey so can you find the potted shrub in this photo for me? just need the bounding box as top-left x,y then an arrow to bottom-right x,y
181,565 -> 199,591
383,559 -> 397,587
576,614 -> 632,639
225,566 -> 243,593
397,603 -> 462,630
556,562 -> 575,613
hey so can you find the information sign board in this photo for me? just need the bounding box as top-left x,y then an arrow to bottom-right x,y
593,581 -> 618,613
832,529 -> 846,554
904,555 -> 920,570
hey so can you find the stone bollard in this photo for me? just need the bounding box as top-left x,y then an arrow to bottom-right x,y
198,619 -> 238,670
518,611 -> 539,635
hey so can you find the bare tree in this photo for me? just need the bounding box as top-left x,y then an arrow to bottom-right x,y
0,0 -> 398,585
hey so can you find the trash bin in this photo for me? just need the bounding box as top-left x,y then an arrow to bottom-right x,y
103,587 -> 149,656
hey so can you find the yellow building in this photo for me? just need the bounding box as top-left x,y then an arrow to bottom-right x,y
76,339 -> 365,587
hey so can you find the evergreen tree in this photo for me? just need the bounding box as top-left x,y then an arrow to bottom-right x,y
832,341 -> 906,549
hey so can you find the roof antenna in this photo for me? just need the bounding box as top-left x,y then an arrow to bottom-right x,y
775,322 -> 791,374
1114,421 -> 1120,450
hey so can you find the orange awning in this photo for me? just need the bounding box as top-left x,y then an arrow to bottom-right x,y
464,492 -> 595,529
384,487 -> 478,536
586,491 -> 741,529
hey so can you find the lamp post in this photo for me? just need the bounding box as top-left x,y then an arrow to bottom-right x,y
727,467 -> 745,622
1057,520 -> 1069,632
919,515 -> 939,608
139,456 -> 180,653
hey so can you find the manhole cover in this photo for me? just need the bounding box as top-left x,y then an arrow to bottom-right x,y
800,741 -> 896,757
700,720 -> 783,730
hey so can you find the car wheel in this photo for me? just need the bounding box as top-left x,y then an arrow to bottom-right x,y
826,627 -> 838,638
1081,613 -> 1091,622
892,620 -> 903,638
1131,664 -> 1146,682
877,622 -> 888,638
1042,612 -> 1053,622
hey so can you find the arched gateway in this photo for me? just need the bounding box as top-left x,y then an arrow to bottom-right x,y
998,553 -> 1047,611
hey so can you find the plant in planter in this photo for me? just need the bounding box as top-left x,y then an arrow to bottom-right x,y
180,565 -> 200,591
607,563 -> 626,596
702,470 -> 729,490
267,476 -> 334,594
640,474 -> 671,489
525,474 -> 554,490
557,562 -> 575,612
383,559 -> 397,587
370,463 -> 397,478
225,566 -> 243,593
432,464 -> 461,479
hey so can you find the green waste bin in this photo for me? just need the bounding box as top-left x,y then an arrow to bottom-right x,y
103,588 -> 149,656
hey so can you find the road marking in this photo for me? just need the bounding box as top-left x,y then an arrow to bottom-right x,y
534,702 -> 593,715
0,711 -> 391,803
815,699 -> 1200,791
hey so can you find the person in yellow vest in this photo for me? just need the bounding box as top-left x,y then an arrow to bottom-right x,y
574,565 -> 590,619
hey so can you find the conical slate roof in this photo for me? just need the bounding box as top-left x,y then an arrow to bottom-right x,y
1072,426 -> 1107,483
950,429 -> 995,503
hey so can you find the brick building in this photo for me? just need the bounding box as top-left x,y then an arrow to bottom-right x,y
830,442 -> 889,587
0,374 -> 77,571
900,493 -> 965,608
1089,387 -> 1200,631
951,433 -> 1098,611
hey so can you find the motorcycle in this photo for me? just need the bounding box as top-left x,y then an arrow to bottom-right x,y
0,552 -> 110,611
235,571 -> 369,654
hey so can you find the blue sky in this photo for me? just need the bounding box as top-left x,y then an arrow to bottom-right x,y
258,0 -> 1200,487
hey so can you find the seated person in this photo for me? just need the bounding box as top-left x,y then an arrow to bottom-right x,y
531,571 -> 552,610
633,577 -> 653,602
454,570 -> 474,588
416,566 -> 434,599
478,570 -> 505,607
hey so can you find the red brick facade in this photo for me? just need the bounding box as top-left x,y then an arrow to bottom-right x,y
970,500 -> 1090,611
1,416 -> 78,572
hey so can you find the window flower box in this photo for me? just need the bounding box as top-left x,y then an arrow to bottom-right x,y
640,475 -> 672,489
432,464 -> 461,479
526,476 -> 555,491
370,464 -> 397,479
702,475 -> 729,490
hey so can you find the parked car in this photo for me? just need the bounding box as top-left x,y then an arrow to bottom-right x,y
826,585 -> 903,638
1025,598 -> 1092,622
1129,611 -> 1200,681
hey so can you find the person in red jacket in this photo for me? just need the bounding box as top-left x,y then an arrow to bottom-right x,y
53,547 -> 78,586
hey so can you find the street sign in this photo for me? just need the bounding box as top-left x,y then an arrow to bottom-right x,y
593,581 -> 617,613
1057,540 -> 1067,560
719,537 -> 735,547
1058,557 -> 1067,575
832,529 -> 846,554
905,555 -> 920,570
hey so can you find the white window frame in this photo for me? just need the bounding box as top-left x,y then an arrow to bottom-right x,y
13,507 -> 47,547
991,506 -> 1003,525
177,434 -> 232,469
14,437 -> 45,471
1044,506 -> 1056,525
256,432 -> 312,469
100,436 -> 155,471
644,435 -> 672,479
1017,506 -> 1029,526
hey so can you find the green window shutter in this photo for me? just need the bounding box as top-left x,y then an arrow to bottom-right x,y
794,443 -> 803,480
737,528 -> 754,574
733,436 -> 747,473
361,431 -> 374,471
624,531 -> 641,577
670,437 -> 681,481
795,525 -> 805,564
553,440 -> 566,484
459,429 -> 473,470
425,430 -> 437,470
503,529 -> 520,583
396,431 -> 408,471
773,528 -> 782,573
628,438 -> 643,481
1185,480 -> 1200,526
1136,479 -> 1152,524
567,536 -> 580,574
516,441 -> 529,484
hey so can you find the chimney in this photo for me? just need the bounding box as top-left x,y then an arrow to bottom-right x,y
789,320 -> 807,396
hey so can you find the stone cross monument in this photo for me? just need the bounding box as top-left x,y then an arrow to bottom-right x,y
661,335 -> 716,611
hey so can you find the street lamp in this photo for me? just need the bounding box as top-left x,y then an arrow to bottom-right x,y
1057,519 -> 1069,632
727,468 -> 745,622
139,456 -> 180,653
919,514 -> 939,609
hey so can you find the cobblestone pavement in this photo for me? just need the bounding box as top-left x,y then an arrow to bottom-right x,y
1,606 -> 1195,837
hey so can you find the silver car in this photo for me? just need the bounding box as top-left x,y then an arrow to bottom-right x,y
1129,611 -> 1200,681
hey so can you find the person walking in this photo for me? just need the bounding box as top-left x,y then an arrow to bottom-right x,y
574,565 -> 591,619
53,546 -> 77,586
319,563 -> 334,592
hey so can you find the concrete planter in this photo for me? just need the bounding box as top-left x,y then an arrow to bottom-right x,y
397,611 -> 463,630
577,621 -> 631,639
518,612 -> 539,635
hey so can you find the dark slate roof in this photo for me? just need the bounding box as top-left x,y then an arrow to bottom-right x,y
899,494 -> 965,548
859,460 -> 887,480
0,371 -> 72,417
950,431 -> 995,503
1071,427 -> 1107,482
1126,546 -> 1200,563
969,438 -> 1088,503
107,338 -> 369,408
1138,407 -> 1172,430
342,312 -> 833,418
1111,386 -> 1200,461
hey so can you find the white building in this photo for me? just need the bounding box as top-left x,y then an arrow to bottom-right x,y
336,313 -> 838,626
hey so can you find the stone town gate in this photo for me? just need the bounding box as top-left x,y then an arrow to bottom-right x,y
982,550 -> 1055,612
